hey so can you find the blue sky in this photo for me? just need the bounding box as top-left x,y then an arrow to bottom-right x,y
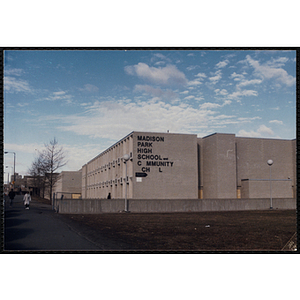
4,49 -> 296,178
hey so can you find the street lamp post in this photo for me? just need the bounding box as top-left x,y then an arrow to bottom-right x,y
123,154 -> 130,212
267,159 -> 274,209
5,151 -> 16,189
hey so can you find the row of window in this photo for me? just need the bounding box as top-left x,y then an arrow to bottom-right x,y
86,176 -> 131,188
86,152 -> 133,176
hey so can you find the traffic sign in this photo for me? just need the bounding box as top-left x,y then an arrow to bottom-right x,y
135,172 -> 148,177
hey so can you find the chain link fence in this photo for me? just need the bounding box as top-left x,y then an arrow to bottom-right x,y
52,192 -> 81,212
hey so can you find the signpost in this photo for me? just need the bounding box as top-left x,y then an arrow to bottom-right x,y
135,172 -> 148,177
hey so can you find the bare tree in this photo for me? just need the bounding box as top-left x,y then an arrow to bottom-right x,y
28,154 -> 47,198
29,138 -> 67,199
42,138 -> 67,199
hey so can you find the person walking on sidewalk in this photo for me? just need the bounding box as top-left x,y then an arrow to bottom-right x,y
8,189 -> 15,207
23,192 -> 31,210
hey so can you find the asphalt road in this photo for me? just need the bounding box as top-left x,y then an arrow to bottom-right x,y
3,195 -> 103,252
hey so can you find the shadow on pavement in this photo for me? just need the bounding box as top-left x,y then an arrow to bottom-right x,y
5,218 -> 28,228
4,211 -> 22,219
5,228 -> 35,244
4,242 -> 39,251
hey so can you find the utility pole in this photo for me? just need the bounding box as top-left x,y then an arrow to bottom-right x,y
267,159 -> 274,209
123,154 -> 130,212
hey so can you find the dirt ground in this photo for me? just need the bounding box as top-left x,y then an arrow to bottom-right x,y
60,209 -> 297,251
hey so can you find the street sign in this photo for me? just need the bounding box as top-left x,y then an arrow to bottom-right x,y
135,172 -> 148,177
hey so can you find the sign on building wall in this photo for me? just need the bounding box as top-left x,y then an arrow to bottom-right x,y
136,135 -> 174,174
133,132 -> 198,199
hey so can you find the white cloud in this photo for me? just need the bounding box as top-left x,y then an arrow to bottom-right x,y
188,79 -> 203,86
223,100 -> 232,105
134,84 -> 176,99
214,89 -> 228,96
79,84 -> 99,93
62,144 -> 104,171
4,142 -> 44,154
184,95 -> 195,100
154,61 -> 166,66
188,72 -> 206,86
257,125 -> 274,135
267,57 -> 289,68
125,63 -> 187,86
80,102 -> 92,107
200,102 -> 221,110
4,76 -> 33,93
5,68 -> 24,76
186,65 -> 198,71
53,99 -> 238,140
53,91 -> 66,96
237,79 -> 262,88
238,129 -> 261,138
208,70 -> 222,84
237,116 -> 261,122
17,102 -> 29,107
42,90 -> 73,102
195,73 -> 207,79
153,53 -> 167,60
228,89 -> 258,100
4,142 -> 101,173
230,72 -> 245,81
246,55 -> 295,86
216,59 -> 229,68
269,120 -> 283,125
199,100 -> 231,110
151,53 -> 171,65
238,124 -> 274,138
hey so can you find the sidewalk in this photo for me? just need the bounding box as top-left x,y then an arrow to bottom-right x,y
3,195 -> 101,252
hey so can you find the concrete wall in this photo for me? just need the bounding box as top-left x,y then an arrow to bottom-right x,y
201,133 -> 237,199
82,165 -> 87,198
53,171 -> 82,198
198,134 -> 296,199
57,198 -> 296,214
241,179 -> 293,198
133,132 -> 198,199
236,137 -> 295,198
62,171 -> 82,193
197,139 -> 203,198
58,199 -> 125,214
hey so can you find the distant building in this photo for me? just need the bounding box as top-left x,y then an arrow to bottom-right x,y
81,131 -> 296,200
53,171 -> 82,199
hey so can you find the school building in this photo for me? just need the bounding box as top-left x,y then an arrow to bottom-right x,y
81,131 -> 296,200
